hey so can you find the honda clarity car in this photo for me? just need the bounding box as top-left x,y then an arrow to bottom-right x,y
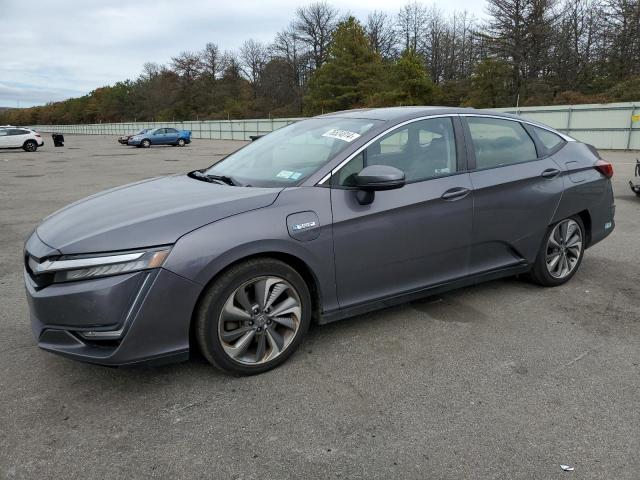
24,107 -> 615,374
0,126 -> 44,151
128,127 -> 191,148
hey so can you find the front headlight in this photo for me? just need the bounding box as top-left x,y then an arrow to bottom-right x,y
28,247 -> 171,283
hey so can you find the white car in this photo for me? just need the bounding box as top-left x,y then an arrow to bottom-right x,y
0,126 -> 44,152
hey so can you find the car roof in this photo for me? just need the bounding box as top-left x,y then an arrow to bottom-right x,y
319,106 -> 522,123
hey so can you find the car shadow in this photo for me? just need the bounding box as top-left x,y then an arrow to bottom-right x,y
55,276 -> 533,389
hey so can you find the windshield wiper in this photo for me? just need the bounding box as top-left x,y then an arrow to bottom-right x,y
189,170 -> 240,186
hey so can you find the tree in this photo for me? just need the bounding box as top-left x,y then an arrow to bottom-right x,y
371,49 -> 437,106
397,2 -> 428,53
365,11 -> 397,58
464,58 -> 514,107
272,26 -> 310,113
304,17 -> 383,113
483,0 -> 558,102
200,42 -> 225,79
239,39 -> 269,88
293,1 -> 339,69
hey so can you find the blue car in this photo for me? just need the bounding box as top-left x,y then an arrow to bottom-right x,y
128,127 -> 191,148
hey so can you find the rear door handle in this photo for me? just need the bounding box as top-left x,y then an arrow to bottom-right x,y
441,187 -> 471,201
541,168 -> 561,179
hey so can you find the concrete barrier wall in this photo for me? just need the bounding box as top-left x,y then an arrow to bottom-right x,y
28,101 -> 640,150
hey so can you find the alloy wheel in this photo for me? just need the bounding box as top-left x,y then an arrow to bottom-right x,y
218,276 -> 302,365
545,219 -> 583,279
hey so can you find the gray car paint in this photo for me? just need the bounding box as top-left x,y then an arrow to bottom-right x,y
36,175 -> 281,254
23,107 -> 616,366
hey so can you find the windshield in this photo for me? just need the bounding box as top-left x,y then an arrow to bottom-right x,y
136,129 -> 149,135
204,117 -> 382,187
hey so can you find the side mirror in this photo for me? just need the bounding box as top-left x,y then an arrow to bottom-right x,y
354,165 -> 405,205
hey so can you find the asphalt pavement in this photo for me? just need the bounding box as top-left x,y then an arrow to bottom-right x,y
1,135 -> 639,479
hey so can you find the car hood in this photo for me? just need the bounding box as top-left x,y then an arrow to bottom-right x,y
36,175 -> 281,254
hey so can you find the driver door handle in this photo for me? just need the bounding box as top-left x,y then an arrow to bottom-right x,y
441,187 -> 471,201
541,168 -> 561,179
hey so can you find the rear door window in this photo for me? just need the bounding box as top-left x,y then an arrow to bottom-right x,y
466,117 -> 537,169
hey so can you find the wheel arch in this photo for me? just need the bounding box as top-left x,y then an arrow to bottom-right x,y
187,250 -> 322,356
575,209 -> 592,247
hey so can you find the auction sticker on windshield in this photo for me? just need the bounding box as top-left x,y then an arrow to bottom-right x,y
322,129 -> 361,142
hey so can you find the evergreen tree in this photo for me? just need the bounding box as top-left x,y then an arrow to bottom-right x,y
464,58 -> 513,107
304,17 -> 383,114
371,49 -> 437,106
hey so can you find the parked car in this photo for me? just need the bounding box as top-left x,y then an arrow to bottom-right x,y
630,159 -> 640,196
127,127 -> 191,147
24,107 -> 615,374
0,126 -> 43,151
118,129 -> 150,145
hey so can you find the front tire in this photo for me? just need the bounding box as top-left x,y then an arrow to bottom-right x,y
529,216 -> 585,286
177,138 -> 186,147
141,139 -> 151,148
23,140 -> 38,152
196,258 -> 311,375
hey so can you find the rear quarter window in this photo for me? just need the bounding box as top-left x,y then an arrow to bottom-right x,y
532,126 -> 565,152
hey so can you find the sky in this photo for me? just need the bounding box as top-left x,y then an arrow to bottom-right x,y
0,0 -> 484,108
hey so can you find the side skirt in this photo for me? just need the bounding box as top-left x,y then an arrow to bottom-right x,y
318,263 -> 530,325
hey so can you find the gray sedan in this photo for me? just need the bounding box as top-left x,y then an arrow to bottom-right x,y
24,107 -> 615,374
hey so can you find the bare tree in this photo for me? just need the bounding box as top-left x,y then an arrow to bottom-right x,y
397,1 -> 429,53
141,62 -> 162,80
171,51 -> 203,81
293,1 -> 339,69
365,11 -> 397,58
239,39 -> 270,95
200,42 -> 225,79
272,26 -> 310,111
603,0 -> 640,79
422,5 -> 449,83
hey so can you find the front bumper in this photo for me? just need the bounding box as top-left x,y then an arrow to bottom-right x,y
24,236 -> 202,366
127,138 -> 142,146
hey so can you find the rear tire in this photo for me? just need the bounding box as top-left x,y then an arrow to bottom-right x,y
196,258 -> 311,375
23,140 -> 37,152
529,216 -> 585,287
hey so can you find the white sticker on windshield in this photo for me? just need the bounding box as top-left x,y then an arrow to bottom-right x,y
276,170 -> 295,179
322,129 -> 361,142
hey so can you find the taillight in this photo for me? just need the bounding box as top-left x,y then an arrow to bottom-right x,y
594,159 -> 614,178
34,134 -> 41,137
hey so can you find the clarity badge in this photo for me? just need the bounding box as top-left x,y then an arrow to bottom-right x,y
292,221 -> 317,231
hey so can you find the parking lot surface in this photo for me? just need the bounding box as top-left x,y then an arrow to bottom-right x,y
1,135 -> 639,479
